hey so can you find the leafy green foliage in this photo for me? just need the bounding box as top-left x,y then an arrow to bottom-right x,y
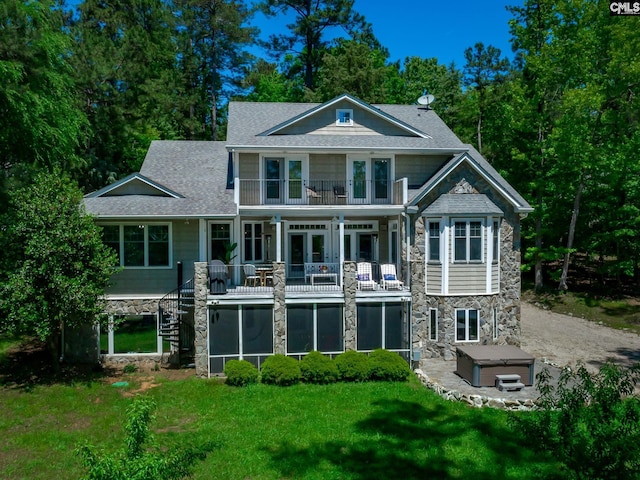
299,350 -> 338,384
335,350 -> 369,382
257,0 -> 372,90
512,362 -> 640,479
224,359 -> 259,386
260,354 -> 301,386
76,396 -> 214,480
0,171 -> 117,368
367,349 -> 411,382
0,0 -> 87,198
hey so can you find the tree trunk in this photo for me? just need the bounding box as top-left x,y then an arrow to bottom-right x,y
477,112 -> 483,153
558,172 -> 585,291
211,91 -> 217,140
47,330 -> 61,374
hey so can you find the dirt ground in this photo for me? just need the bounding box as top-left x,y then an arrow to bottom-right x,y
520,301 -> 640,373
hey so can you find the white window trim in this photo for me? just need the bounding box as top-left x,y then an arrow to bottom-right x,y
103,222 -> 172,269
451,218 -> 484,264
208,220 -> 233,262
242,221 -> 264,263
429,308 -> 438,341
101,314 -> 163,356
426,219 -> 442,264
336,108 -> 353,126
455,308 -> 480,343
259,154 -> 309,203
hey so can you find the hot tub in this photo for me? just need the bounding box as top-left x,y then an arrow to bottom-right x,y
455,345 -> 535,387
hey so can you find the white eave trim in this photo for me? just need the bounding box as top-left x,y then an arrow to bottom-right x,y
225,145 -> 465,155
411,153 -> 533,214
258,94 -> 432,139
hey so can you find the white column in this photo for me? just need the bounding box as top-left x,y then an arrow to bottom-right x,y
275,215 -> 282,262
199,219 -> 207,262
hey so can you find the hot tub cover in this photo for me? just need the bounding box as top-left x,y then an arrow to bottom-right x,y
456,345 -> 534,366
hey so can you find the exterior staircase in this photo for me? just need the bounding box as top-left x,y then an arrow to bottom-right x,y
158,277 -> 195,366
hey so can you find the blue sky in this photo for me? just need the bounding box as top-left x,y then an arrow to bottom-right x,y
254,0 -> 523,68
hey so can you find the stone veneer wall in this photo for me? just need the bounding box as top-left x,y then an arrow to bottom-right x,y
410,168 -> 524,366
272,262 -> 286,354
343,261 -> 357,351
194,262 -> 208,377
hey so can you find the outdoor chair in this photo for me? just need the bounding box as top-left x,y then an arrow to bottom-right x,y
243,264 -> 260,287
380,263 -> 404,290
356,262 -> 378,290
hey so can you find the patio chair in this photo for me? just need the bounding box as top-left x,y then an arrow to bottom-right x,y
380,264 -> 404,290
243,264 -> 260,287
356,262 -> 378,290
208,260 -> 228,294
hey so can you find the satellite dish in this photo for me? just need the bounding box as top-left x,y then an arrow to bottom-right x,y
417,94 -> 435,106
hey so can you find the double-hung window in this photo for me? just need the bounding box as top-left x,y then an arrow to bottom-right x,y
455,309 -> 479,342
453,220 -> 482,263
102,224 -> 170,267
428,221 -> 441,262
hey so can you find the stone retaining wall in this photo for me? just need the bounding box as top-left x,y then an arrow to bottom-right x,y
414,369 -> 537,411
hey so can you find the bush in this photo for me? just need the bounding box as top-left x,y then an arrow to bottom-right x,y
368,349 -> 411,382
335,350 -> 370,382
510,362 -> 640,480
224,359 -> 259,387
260,354 -> 301,386
300,351 -> 338,384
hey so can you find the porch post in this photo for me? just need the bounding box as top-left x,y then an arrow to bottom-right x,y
272,262 -> 286,354
275,215 -> 282,262
339,214 -> 344,286
193,262 -> 208,377
343,261 -> 357,351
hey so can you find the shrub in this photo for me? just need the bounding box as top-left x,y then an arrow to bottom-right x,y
335,350 -> 369,382
123,364 -> 137,374
260,354 -> 301,386
76,396 -> 214,480
300,351 -> 338,384
224,359 -> 259,387
368,349 -> 411,382
510,362 -> 640,480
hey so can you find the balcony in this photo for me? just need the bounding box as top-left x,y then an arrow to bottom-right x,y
237,179 -> 407,206
207,262 -> 411,296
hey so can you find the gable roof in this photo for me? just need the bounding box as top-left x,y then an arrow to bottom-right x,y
84,172 -> 183,199
409,145 -> 533,214
422,194 -> 503,216
259,93 -> 430,139
84,141 -> 235,218
226,96 -> 466,152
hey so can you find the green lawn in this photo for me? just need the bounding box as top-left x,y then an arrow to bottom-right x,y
0,367 -> 564,480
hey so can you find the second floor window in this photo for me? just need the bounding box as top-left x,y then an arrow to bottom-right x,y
454,220 -> 482,263
428,221 -> 441,262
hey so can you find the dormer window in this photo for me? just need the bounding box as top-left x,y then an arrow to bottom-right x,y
336,109 -> 353,126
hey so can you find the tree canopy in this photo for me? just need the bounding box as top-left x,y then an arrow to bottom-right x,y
0,171 -> 117,369
1,0 -> 640,294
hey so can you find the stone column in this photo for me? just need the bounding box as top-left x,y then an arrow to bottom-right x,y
343,261 -> 357,351
272,262 -> 286,354
193,262 -> 208,378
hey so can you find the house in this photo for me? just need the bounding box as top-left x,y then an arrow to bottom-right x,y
82,93 -> 532,377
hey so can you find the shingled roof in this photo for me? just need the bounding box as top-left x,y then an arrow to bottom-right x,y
226,95 -> 466,151
84,141 -> 235,218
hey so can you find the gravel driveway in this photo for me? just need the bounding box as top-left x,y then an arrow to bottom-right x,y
520,302 -> 640,373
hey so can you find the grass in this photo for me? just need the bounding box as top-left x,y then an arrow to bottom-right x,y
523,285 -> 640,335
0,345 -> 564,479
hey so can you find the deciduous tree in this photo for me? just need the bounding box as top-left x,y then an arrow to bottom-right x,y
0,172 -> 116,371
